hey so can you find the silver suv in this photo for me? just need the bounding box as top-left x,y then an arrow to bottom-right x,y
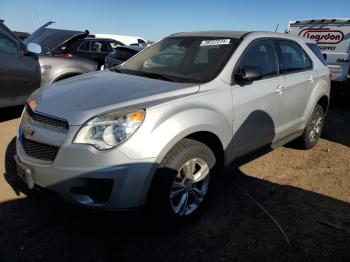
15,31 -> 330,221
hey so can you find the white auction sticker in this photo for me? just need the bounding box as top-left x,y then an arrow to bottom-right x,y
200,39 -> 231,46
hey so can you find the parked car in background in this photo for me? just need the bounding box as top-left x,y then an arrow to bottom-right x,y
104,45 -> 143,69
0,20 -> 41,108
0,20 -> 97,108
24,21 -> 97,86
15,31 -> 330,222
13,31 -> 30,41
94,33 -> 147,46
61,38 -> 125,69
286,18 -> 350,83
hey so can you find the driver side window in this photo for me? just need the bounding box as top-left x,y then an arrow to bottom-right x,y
0,28 -> 18,53
236,39 -> 278,79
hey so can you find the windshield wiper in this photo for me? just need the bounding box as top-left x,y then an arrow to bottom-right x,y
138,72 -> 174,82
110,68 -> 174,82
110,67 -> 123,73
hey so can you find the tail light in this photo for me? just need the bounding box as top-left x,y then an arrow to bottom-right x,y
60,53 -> 73,58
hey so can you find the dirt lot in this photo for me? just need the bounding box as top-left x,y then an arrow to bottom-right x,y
0,91 -> 349,262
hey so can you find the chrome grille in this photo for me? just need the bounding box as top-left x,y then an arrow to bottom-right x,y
25,105 -> 68,130
21,135 -> 59,162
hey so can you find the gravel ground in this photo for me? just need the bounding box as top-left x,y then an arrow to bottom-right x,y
0,90 -> 349,262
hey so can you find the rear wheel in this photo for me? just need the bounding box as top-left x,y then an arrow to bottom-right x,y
148,139 -> 216,222
300,104 -> 324,149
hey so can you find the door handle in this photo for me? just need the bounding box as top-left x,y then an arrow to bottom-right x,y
309,75 -> 314,82
275,85 -> 285,94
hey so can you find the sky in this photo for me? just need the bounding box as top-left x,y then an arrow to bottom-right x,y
1,0 -> 349,41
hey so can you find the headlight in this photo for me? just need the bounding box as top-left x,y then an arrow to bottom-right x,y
73,109 -> 145,150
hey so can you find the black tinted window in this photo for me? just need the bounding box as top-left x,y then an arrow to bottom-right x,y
91,41 -> 111,53
279,40 -> 312,74
236,40 -> 278,78
0,29 -> 18,53
109,41 -> 124,50
138,39 -> 146,44
78,41 -> 90,51
306,43 -> 327,66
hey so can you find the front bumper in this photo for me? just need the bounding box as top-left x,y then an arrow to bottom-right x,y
15,137 -> 157,210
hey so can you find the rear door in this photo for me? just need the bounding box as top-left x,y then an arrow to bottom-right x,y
0,24 -> 40,107
231,39 -> 282,159
275,39 -> 314,137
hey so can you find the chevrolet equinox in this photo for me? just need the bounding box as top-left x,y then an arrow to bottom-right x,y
15,31 -> 330,221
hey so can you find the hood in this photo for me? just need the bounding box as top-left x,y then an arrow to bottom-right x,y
24,21 -> 88,54
30,70 -> 199,125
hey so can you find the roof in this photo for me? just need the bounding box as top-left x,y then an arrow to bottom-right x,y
168,30 -> 315,44
168,31 -> 250,39
289,18 -> 350,25
83,37 -> 125,42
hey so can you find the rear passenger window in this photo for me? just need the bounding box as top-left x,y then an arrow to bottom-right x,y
78,41 -> 90,51
91,41 -> 111,53
236,40 -> 278,78
278,40 -> 312,74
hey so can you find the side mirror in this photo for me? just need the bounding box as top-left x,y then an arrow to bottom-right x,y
234,66 -> 263,84
322,53 -> 327,61
26,42 -> 42,54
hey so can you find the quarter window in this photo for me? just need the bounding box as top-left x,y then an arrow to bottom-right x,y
278,40 -> 312,74
306,43 -> 327,66
236,40 -> 278,78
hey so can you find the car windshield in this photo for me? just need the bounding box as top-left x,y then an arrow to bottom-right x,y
116,36 -> 240,83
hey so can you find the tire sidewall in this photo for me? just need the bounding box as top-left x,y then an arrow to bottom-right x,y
304,105 -> 324,148
148,140 -> 216,222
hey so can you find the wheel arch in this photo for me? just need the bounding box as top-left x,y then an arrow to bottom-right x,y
317,95 -> 329,114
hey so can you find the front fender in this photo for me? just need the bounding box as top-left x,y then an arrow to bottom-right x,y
119,105 -> 232,164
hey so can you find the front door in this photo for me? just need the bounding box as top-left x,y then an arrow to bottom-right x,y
230,39 -> 282,159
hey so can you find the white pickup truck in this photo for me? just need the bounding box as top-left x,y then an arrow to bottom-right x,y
286,18 -> 350,83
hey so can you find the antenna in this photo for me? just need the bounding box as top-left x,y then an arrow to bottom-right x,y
34,8 -> 41,25
274,24 -> 279,32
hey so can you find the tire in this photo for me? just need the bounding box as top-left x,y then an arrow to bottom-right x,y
300,104 -> 324,149
147,139 -> 216,222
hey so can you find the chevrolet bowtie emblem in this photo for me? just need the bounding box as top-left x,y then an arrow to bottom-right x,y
24,126 -> 35,137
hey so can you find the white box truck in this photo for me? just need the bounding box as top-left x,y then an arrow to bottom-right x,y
286,18 -> 350,83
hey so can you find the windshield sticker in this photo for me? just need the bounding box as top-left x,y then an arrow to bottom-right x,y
200,39 -> 231,46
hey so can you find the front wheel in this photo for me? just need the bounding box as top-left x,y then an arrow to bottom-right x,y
147,139 -> 216,222
300,104 -> 324,149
